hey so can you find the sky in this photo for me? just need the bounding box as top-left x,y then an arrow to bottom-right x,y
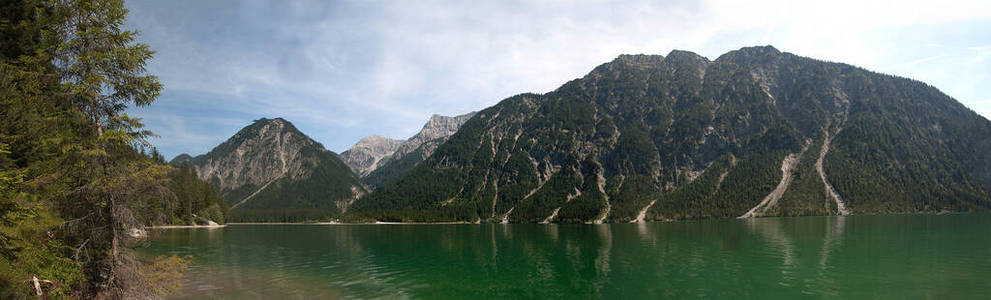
123,0 -> 991,159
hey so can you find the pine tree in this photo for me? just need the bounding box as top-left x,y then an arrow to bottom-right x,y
1,0 -> 191,298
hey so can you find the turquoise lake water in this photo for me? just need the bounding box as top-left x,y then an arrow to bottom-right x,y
143,214 -> 991,299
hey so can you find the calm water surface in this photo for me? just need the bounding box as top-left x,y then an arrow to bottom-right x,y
142,214 -> 991,299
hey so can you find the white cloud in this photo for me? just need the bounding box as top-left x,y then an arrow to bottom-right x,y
126,0 -> 991,157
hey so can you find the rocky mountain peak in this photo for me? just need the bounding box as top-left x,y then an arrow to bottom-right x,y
419,113 -> 476,141
730,45 -> 780,56
356,134 -> 393,144
663,50 -> 710,78
715,45 -> 782,64
344,111 -> 478,187
613,54 -> 665,66
173,117 -> 365,219
170,153 -> 194,165
340,135 -> 403,176
664,50 -> 710,67
249,117 -> 301,137
391,112 -> 477,159
197,118 -> 316,190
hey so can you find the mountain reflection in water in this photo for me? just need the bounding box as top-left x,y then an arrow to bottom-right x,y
143,214 -> 991,299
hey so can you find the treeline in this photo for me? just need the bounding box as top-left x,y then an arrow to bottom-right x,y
165,164 -> 228,225
228,209 -> 338,223
1,0 -> 220,298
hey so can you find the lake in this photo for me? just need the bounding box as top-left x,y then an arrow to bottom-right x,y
142,214 -> 991,299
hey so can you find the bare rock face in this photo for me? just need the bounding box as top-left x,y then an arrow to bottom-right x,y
194,118 -> 312,191
343,112 -> 477,188
388,112 -> 477,164
172,118 -> 366,216
340,135 -> 403,176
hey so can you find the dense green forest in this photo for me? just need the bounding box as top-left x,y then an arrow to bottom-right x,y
0,0 -> 224,298
165,164 -> 228,225
347,48 -> 991,223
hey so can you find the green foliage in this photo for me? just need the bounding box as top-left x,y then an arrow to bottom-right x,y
605,126 -> 660,176
362,144 -> 429,189
140,255 -> 190,297
0,0 -> 215,297
554,165 -> 608,223
50,0 -> 162,138
772,138 -> 833,216
228,209 -> 339,223
647,152 -> 782,220
825,95 -> 991,213
606,174 -> 659,222
349,166 -> 467,222
351,46 -> 991,223
0,202 -> 84,299
510,163 -> 583,222
165,164 -> 227,225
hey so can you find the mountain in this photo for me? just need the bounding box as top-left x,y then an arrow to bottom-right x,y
171,118 -> 366,221
348,46 -> 991,223
345,112 -> 477,189
170,153 -> 194,165
339,135 -> 403,176
387,113 -> 480,164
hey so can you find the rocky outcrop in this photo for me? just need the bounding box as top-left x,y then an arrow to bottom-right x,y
343,113 -> 477,181
340,135 -> 403,176
388,112 -> 477,164
357,112 -> 477,189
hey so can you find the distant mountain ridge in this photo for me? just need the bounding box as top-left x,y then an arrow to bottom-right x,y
170,46 -> 991,224
347,46 -> 991,223
171,118 -> 365,221
342,112 -> 477,189
387,113 -> 479,164
339,135 -> 403,177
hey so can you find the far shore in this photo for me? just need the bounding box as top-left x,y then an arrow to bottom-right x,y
149,211 -> 985,228
147,224 -> 227,229
225,221 -> 478,225
147,220 -> 226,229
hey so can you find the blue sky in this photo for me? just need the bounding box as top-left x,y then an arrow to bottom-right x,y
123,0 -> 991,159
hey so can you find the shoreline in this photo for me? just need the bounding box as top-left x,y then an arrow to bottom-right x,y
225,221 -> 476,225
156,211 -> 983,227
149,220 -> 226,229
147,224 -> 227,229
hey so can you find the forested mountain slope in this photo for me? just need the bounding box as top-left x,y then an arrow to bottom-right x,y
172,118 -> 365,221
349,46 -> 991,223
